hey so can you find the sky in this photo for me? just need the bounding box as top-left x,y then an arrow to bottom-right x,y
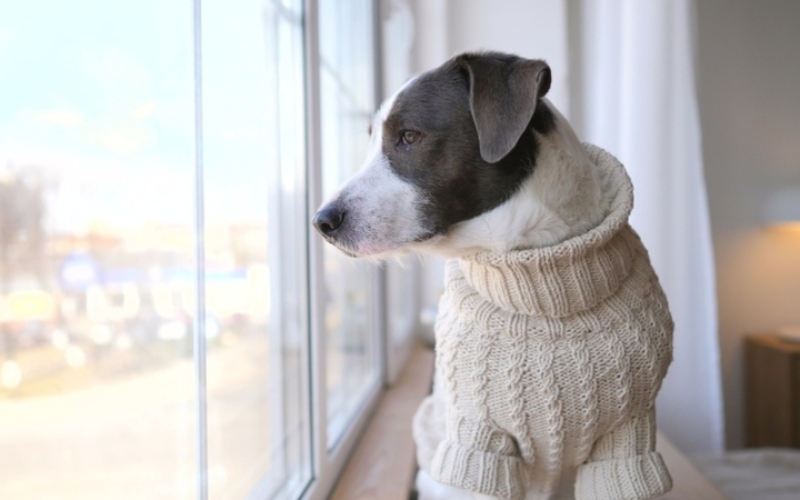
0,0 -> 278,232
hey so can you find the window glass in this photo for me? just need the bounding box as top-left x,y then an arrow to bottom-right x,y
387,264 -> 415,346
0,1 -> 314,498
318,0 -> 380,448
201,0 -> 311,497
0,2 -> 196,498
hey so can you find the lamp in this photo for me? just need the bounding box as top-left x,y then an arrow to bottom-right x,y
762,185 -> 800,342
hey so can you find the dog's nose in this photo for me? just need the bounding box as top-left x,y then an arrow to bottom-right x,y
313,204 -> 346,237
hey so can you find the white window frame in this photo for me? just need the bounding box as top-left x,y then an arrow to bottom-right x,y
298,1 -> 417,498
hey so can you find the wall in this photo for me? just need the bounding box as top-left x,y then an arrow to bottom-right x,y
407,0 -> 569,89
443,0 -> 569,114
696,0 -> 800,449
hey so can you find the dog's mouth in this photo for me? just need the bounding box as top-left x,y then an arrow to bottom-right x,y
331,244 -> 360,258
330,236 -> 405,259
315,227 -> 360,258
314,218 -> 424,259
312,213 -> 390,258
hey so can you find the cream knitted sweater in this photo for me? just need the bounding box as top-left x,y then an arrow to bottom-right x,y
413,145 -> 674,500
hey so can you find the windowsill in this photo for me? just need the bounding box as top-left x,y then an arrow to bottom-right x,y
330,343 -> 434,500
330,344 -> 724,500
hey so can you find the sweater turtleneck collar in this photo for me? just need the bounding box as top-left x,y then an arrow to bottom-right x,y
458,144 -> 642,318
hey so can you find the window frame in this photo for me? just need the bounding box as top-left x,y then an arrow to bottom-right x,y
260,2 -> 315,498
299,1 -> 414,499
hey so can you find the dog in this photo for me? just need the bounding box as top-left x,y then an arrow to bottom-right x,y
313,52 -> 673,500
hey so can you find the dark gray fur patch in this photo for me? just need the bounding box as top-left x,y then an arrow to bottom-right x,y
382,52 -> 556,239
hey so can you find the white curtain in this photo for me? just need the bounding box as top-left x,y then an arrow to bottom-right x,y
573,0 -> 725,453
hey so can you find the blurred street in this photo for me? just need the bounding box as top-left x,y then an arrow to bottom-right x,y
0,332 -> 276,500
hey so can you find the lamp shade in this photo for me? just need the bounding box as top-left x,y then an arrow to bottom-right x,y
762,186 -> 800,226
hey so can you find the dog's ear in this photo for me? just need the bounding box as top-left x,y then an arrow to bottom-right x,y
457,54 -> 551,163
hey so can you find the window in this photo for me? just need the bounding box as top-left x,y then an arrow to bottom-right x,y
1,2 -> 199,498
317,0 -> 381,449
0,1 -> 416,499
202,0 -> 311,497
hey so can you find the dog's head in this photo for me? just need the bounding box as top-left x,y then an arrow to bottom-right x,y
312,52 -> 555,258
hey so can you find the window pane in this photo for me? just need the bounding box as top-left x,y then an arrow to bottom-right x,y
201,0 -> 311,498
387,263 -> 415,347
0,2 -> 196,498
318,0 -> 379,448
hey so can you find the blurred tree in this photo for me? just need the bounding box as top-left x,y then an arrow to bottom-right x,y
0,163 -> 50,358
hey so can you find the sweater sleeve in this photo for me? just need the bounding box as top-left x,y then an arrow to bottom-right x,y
575,410 -> 672,500
427,417 -> 526,500
412,394 -> 444,474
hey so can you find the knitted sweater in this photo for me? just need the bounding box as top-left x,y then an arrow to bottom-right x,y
413,144 -> 674,500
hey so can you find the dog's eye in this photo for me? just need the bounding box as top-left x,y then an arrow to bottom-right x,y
400,129 -> 421,145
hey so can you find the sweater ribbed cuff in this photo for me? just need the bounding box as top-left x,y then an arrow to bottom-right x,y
430,439 -> 525,500
575,451 -> 672,500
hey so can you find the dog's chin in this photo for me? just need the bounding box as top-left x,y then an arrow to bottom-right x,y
330,234 -> 475,261
322,223 -> 457,260
326,237 -> 418,261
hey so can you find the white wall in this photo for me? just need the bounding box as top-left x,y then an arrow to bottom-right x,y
408,0 -> 569,111
696,0 -> 800,449
444,0 -> 569,115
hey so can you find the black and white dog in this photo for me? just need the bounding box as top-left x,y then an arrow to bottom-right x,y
313,51 -> 606,259
313,52 -> 609,499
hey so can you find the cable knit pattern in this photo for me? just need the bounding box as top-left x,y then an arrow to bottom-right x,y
413,144 -> 674,500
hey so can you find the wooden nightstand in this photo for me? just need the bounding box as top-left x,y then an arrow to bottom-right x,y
745,333 -> 800,448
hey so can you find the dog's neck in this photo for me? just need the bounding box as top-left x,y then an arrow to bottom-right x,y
415,100 -> 608,258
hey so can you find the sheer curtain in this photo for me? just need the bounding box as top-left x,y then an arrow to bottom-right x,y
571,0 -> 725,453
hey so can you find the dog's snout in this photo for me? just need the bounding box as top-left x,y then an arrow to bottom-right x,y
313,204 -> 346,237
